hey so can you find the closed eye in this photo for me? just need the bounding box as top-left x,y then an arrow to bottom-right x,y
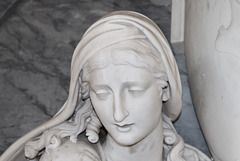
128,87 -> 144,95
95,90 -> 111,99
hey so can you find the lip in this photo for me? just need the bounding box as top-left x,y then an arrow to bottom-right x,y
115,123 -> 134,132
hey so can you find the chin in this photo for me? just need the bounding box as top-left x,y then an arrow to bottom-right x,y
111,133 -> 142,146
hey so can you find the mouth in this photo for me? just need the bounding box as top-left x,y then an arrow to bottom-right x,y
115,123 -> 134,132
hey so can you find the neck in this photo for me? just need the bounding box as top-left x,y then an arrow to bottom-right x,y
103,119 -> 163,161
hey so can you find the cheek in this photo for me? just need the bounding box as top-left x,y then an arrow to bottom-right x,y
149,92 -> 163,120
130,87 -> 162,111
89,93 -> 113,123
132,89 -> 162,122
137,100 -> 162,133
137,100 -> 162,121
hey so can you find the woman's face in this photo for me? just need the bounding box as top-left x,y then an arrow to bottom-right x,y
88,62 -> 163,146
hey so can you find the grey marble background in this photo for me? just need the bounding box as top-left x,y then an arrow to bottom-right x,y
0,0 -> 211,157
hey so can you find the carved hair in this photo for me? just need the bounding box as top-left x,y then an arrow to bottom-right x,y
82,38 -> 168,87
162,114 -> 185,161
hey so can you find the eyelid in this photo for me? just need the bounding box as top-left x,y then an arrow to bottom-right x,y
128,86 -> 146,95
129,86 -> 144,91
93,88 -> 111,100
95,89 -> 110,95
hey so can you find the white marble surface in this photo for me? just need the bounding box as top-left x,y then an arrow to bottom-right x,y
184,1 -> 240,160
0,0 -> 210,157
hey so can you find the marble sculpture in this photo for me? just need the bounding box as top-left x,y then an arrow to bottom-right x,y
0,11 -> 211,161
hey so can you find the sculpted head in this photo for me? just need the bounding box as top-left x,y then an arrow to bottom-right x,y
81,38 -> 169,145
67,11 -> 182,145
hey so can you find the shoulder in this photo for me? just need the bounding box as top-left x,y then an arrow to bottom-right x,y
182,144 -> 212,161
40,138 -> 102,161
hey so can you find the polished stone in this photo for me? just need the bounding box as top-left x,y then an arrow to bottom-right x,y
0,0 -> 210,157
0,0 -> 16,18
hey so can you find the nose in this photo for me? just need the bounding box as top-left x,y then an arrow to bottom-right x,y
113,94 -> 129,122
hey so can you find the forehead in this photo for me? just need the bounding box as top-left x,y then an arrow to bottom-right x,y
89,63 -> 155,86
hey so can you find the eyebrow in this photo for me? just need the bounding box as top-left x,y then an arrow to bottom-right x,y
90,84 -> 110,89
122,81 -> 148,87
90,81 -> 151,90
92,81 -> 146,85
